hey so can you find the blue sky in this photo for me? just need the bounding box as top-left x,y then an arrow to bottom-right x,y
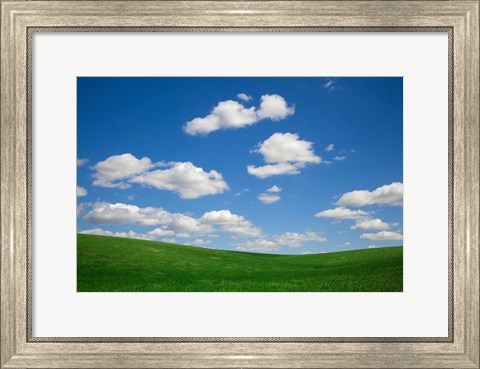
77,77 -> 403,254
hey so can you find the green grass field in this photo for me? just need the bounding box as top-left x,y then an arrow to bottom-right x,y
77,234 -> 403,292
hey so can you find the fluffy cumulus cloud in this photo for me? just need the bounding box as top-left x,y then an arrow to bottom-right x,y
161,238 -> 177,244
360,231 -> 403,241
131,161 -> 229,199
267,185 -> 281,193
91,154 -> 229,200
92,153 -> 154,189
351,218 -> 390,231
191,238 -> 211,246
256,94 -> 295,120
199,210 -> 262,238
325,144 -> 334,152
337,182 -> 403,207
169,213 -> 215,234
79,228 -> 152,240
258,185 -> 282,203
176,232 -> 192,238
77,158 -> 88,166
147,228 -> 175,237
77,186 -> 87,197
236,93 -> 252,102
83,202 -> 214,236
234,239 -> 278,252
184,100 -> 257,136
255,132 -> 320,164
314,206 -> 369,220
248,133 -> 321,178
81,203 -> 330,252
274,232 -> 326,248
333,156 -> 346,161
235,231 -> 326,252
247,163 -> 301,178
84,205 -> 264,241
224,225 -> 263,238
257,193 -> 281,204
199,210 -> 245,224
183,94 -> 294,136
84,202 -> 170,226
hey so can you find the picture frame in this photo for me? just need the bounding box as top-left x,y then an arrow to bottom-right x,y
1,1 -> 478,368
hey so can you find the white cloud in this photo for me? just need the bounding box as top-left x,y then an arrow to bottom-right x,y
200,210 -> 262,238
333,156 -> 346,161
314,206 -> 369,220
77,158 -> 88,166
183,94 -> 293,135
367,245 -> 377,249
84,202 -> 170,226
257,193 -> 281,204
351,218 -> 390,231
325,144 -> 334,152
257,94 -> 295,120
79,228 -> 151,240
255,132 -> 320,164
147,228 -> 175,237
77,186 -> 87,197
161,238 -> 177,244
92,153 -> 154,189
236,93 -> 252,102
267,185 -> 282,193
360,231 -> 403,241
92,154 -> 228,199
199,210 -> 245,224
84,203 -> 266,241
192,238 -> 211,246
225,225 -> 263,238
274,232 -> 326,248
338,242 -> 351,247
199,210 -> 262,238
302,251 -> 313,255
248,133 -> 321,178
131,161 -> 229,199
235,239 -> 278,252
324,80 -> 336,91
247,162 -> 301,178
337,182 -> 404,207
168,213 -> 214,234
83,202 -> 214,237
234,231 -> 326,252
77,202 -> 89,217
184,100 -> 257,135
176,232 -> 192,239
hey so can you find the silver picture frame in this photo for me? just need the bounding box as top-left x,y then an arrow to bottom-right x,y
1,1 -> 478,368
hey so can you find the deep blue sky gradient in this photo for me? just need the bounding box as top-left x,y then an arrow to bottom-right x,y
77,77 -> 403,254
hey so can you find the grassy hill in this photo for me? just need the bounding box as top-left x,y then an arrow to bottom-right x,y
77,234 -> 403,292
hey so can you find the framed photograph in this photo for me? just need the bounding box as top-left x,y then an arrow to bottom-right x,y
1,1 -> 478,368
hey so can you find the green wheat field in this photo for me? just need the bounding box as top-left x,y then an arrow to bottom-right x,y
77,234 -> 403,292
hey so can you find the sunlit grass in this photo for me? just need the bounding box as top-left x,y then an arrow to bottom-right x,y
77,234 -> 403,292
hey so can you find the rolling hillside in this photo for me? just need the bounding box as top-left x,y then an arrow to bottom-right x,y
77,234 -> 403,292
